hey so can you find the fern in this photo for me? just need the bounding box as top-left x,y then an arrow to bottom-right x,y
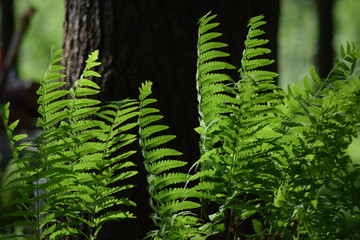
194,13 -> 285,239
70,99 -> 139,240
1,12 -> 359,240
0,50 -> 138,240
0,49 -> 70,239
195,12 -> 237,227
0,103 -> 33,239
272,46 -> 360,238
196,11 -> 236,156
138,81 -> 208,240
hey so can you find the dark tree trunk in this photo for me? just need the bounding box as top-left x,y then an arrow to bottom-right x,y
1,0 -> 14,54
0,0 -> 14,97
62,1 -> 279,239
317,0 -> 334,78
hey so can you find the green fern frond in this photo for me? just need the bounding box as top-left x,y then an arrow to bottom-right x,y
1,103 -> 53,240
328,42 -> 360,81
273,44 -> 360,237
196,12 -> 236,161
240,15 -> 278,83
36,49 -> 69,130
0,103 -> 29,159
138,81 -> 189,193
139,81 -> 205,239
1,50 -> 139,240
67,98 -> 139,239
193,14 -> 284,239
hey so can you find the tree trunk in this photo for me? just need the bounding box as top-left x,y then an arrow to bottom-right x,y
0,0 -> 14,98
317,0 -> 334,78
1,0 -> 14,55
62,1 -> 279,239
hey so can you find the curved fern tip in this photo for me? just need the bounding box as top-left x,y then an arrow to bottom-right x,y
199,11 -> 215,23
139,81 -> 153,100
88,50 -> 99,60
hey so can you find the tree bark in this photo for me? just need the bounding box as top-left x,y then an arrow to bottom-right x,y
0,0 -> 14,98
1,0 -> 14,54
62,1 -> 279,239
317,0 -> 334,78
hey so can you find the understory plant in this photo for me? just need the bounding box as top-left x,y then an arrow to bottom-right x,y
1,11 -> 359,240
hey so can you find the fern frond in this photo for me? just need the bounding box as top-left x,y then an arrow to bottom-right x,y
0,103 -> 29,159
328,42 -> 360,81
196,11 -> 236,161
272,44 -> 360,237
0,103 -> 53,238
66,98 -> 139,239
139,81 -> 205,239
138,81 -> 188,192
193,14 -> 284,239
36,49 -> 68,130
240,15 -> 278,83
1,50 -> 139,240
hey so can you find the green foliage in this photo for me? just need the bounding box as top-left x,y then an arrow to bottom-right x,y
195,11 -> 236,155
139,81 -> 207,240
195,13 -> 282,239
271,42 -> 360,239
1,50 -> 138,240
1,11 -> 360,240
194,12 -> 359,239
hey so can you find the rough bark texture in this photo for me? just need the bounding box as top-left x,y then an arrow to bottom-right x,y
62,1 -> 279,239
